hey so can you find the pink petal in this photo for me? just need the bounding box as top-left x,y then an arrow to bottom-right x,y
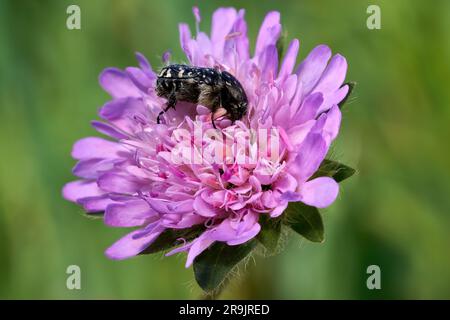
179,23 -> 192,61
71,137 -> 127,160
165,241 -> 193,257
313,54 -> 347,96
317,84 -> 349,115
97,172 -> 143,194
213,211 -> 260,245
167,199 -> 195,214
135,52 -> 152,75
195,32 -> 212,61
99,98 -> 127,120
147,198 -> 194,215
255,11 -> 281,57
334,83 -> 350,105
193,195 -> 218,217
211,7 -> 238,59
274,173 -> 298,193
270,202 -> 288,217
105,223 -> 165,260
287,120 -> 315,147
62,180 -> 103,202
185,234 -> 215,267
72,158 -> 117,179
299,177 -> 339,208
289,80 -> 304,117
291,133 -> 327,183
125,66 -> 154,92
104,200 -> 155,227
178,212 -> 262,267
165,212 -> 204,229
91,121 -> 128,140
77,195 -> 115,213
296,45 -> 331,96
261,191 -> 277,208
227,222 -> 261,245
259,45 -> 278,80
322,105 -> 342,145
291,92 -> 324,125
278,39 -> 300,80
99,97 -> 148,133
225,9 -> 249,62
99,68 -> 141,98
283,74 -> 298,102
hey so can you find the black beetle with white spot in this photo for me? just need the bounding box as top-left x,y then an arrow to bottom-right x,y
156,64 -> 248,128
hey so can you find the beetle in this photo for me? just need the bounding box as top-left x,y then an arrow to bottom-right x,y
155,64 -> 248,127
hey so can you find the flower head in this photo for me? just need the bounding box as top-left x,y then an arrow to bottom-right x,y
63,7 -> 349,267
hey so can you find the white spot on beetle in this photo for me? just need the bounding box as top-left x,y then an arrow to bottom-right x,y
178,69 -> 184,77
166,70 -> 172,77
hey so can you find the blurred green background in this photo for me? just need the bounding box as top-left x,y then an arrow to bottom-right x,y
0,0 -> 449,299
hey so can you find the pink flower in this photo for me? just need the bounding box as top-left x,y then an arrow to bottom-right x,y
63,7 -> 348,267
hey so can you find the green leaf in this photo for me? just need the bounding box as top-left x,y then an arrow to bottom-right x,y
139,225 -> 204,255
283,202 -> 324,243
256,214 -> 281,252
193,240 -> 257,292
338,81 -> 356,109
311,159 -> 356,183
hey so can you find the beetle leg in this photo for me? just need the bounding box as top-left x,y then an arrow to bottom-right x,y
211,106 -> 218,129
157,89 -> 177,124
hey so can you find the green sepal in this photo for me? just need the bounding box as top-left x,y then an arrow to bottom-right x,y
193,240 -> 257,292
283,202 -> 324,243
311,159 -> 356,183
